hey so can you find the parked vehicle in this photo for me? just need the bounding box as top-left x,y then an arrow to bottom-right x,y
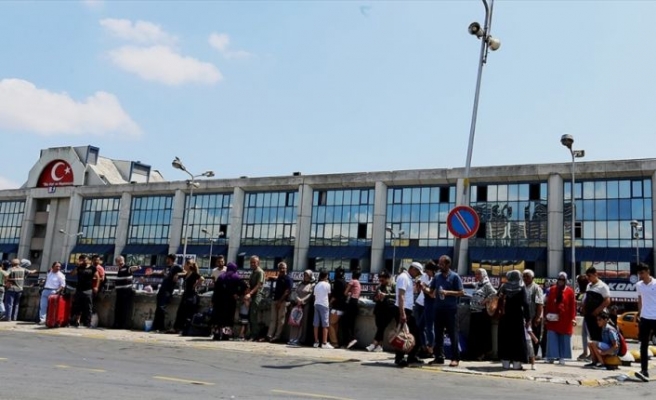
617,311 -> 656,344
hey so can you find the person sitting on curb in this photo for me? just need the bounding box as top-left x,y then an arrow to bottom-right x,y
584,310 -> 618,369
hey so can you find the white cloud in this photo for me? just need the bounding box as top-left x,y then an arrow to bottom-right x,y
100,18 -> 177,45
0,78 -> 142,137
0,176 -> 20,190
107,45 -> 222,86
208,32 -> 254,60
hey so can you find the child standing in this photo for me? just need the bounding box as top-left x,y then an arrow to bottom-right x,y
526,325 -> 539,370
313,269 -> 333,349
237,294 -> 251,340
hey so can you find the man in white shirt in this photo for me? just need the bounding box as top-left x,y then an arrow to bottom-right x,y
635,263 -> 656,382
39,261 -> 66,324
394,262 -> 424,367
210,255 -> 226,282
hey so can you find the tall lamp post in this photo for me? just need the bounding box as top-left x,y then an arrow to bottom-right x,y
455,0 -> 501,271
201,228 -> 224,276
560,134 -> 585,288
630,220 -> 642,265
386,226 -> 405,276
58,229 -> 84,272
172,156 -> 215,262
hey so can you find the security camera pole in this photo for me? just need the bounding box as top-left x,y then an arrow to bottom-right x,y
455,0 -> 501,272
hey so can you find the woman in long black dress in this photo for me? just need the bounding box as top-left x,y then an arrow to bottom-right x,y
172,261 -> 203,334
497,269 -> 530,370
212,262 -> 246,340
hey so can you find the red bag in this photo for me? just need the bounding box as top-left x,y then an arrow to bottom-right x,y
388,323 -> 415,353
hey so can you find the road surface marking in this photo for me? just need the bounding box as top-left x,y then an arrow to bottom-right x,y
0,358 -> 7,361
153,376 -> 215,386
55,364 -> 106,373
271,389 -> 353,400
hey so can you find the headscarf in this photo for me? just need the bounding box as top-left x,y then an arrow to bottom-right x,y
218,262 -> 241,282
476,268 -> 491,289
304,269 -> 316,283
503,270 -> 523,297
556,271 -> 568,304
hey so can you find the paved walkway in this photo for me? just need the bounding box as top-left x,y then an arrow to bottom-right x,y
1,321 -> 653,386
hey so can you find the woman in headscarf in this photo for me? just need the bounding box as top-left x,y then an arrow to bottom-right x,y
544,272 -> 577,365
212,262 -> 247,340
467,268 -> 497,360
287,270 -> 316,346
497,269 -> 530,370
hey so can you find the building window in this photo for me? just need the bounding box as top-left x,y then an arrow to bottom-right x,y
385,185 -> 456,247
128,195 -> 173,245
78,198 -> 120,245
0,201 -> 25,244
182,193 -> 232,244
469,182 -> 548,247
311,188 -> 374,246
241,191 -> 297,246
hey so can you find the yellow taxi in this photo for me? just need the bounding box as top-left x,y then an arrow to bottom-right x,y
617,311 -> 656,344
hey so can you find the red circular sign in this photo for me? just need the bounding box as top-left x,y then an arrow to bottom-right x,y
447,205 -> 481,239
38,159 -> 74,187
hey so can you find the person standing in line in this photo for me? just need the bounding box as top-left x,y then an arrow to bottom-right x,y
151,254 -> 183,333
90,255 -> 106,325
576,274 -> 590,361
0,261 -> 10,320
266,262 -> 293,342
467,268 -> 496,361
69,255 -> 100,328
112,256 -> 141,329
497,270 -> 531,370
522,270 -> 544,359
4,259 -> 37,322
343,268 -> 362,349
393,262 -> 424,367
288,269 -> 316,346
582,267 -> 611,343
38,262 -> 66,324
210,255 -> 226,283
244,255 -> 264,341
635,263 -> 656,382
328,267 -> 347,348
544,272 -> 577,365
366,270 -> 396,352
429,255 -> 464,367
417,261 -> 438,359
313,269 -> 333,349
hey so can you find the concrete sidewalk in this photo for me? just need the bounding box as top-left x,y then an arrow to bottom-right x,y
1,321 -> 653,386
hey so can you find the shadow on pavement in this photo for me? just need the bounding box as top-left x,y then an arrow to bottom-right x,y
262,359 -> 361,370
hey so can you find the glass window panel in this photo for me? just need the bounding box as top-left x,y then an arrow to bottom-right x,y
497,185 -> 508,202
607,221 -> 619,239
488,185 -> 498,202
619,181 -> 631,198
606,181 -> 619,198
402,188 -> 412,204
411,188 -> 421,203
574,182 -> 582,199
583,200 -> 595,220
644,179 -> 652,198
607,199 -> 619,220
632,180 -> 643,198
595,221 -> 607,239
645,199 -> 652,220
508,184 -> 519,201
619,199 -> 632,219
419,204 -> 430,221
594,182 -> 606,199
421,187 -> 430,203
335,190 -> 344,205
632,198 -> 645,220
343,190 -> 352,205
594,200 -> 607,220
583,221 -> 594,238
583,182 -> 595,199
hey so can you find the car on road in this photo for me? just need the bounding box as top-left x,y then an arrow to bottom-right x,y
617,311 -> 656,344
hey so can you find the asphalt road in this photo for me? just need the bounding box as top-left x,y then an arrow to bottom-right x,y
0,331 -> 653,400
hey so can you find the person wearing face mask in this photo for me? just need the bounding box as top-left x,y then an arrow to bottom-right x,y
544,272 -> 577,365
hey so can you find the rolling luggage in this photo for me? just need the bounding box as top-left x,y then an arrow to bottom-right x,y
46,294 -> 71,328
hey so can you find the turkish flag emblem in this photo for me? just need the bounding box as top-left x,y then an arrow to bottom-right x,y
38,160 -> 75,187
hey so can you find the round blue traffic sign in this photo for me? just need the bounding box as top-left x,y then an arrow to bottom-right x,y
447,206 -> 480,239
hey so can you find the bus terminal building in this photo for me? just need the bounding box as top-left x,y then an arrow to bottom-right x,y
0,145 -> 654,295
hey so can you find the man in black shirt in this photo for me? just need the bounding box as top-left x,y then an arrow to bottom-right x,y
112,256 -> 141,329
152,254 -> 183,332
70,254 -> 100,328
266,262 -> 294,342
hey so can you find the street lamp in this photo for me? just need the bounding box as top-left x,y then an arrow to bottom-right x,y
201,228 -> 225,276
560,134 -> 585,288
386,226 -> 405,276
172,156 -> 215,262
630,220 -> 642,265
58,229 -> 84,272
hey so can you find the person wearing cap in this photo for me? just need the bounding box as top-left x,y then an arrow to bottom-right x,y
429,255 -> 464,367
4,259 -> 37,321
544,272 -> 577,365
393,261 -> 423,367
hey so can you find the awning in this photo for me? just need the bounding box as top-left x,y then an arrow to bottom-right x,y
238,245 -> 294,259
469,247 -> 547,262
71,244 -> 115,255
0,243 -> 18,254
383,246 -> 453,260
308,246 -> 371,259
176,245 -> 227,256
566,248 -> 653,263
121,244 -> 169,255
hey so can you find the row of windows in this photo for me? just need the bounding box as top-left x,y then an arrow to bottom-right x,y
0,201 -> 25,214
128,196 -> 173,244
389,187 -> 455,205
0,201 -> 24,242
471,183 -> 547,203
82,197 -> 120,211
247,192 -> 297,208
315,189 -> 373,206
564,179 -> 651,200
566,199 -> 652,221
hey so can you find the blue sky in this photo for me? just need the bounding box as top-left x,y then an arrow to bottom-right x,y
1,0 -> 655,189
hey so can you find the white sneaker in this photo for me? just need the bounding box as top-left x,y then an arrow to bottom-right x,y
347,339 -> 357,349
373,345 -> 383,352
322,343 -> 334,349
558,359 -> 566,366
366,344 -> 376,352
313,342 -> 320,348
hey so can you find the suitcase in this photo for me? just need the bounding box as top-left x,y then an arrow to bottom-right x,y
46,294 -> 71,328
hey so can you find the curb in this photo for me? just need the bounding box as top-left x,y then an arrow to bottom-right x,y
435,366 -> 627,386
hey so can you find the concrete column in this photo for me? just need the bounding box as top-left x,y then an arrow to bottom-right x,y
17,196 -> 35,262
547,174 -> 565,277
114,192 -> 132,259
455,178 -> 469,276
370,181 -> 388,274
652,172 -> 656,260
227,187 -> 245,263
67,193 -> 84,240
293,183 -> 313,271
169,190 -> 185,255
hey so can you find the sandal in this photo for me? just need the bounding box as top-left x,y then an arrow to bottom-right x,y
449,361 -> 459,367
